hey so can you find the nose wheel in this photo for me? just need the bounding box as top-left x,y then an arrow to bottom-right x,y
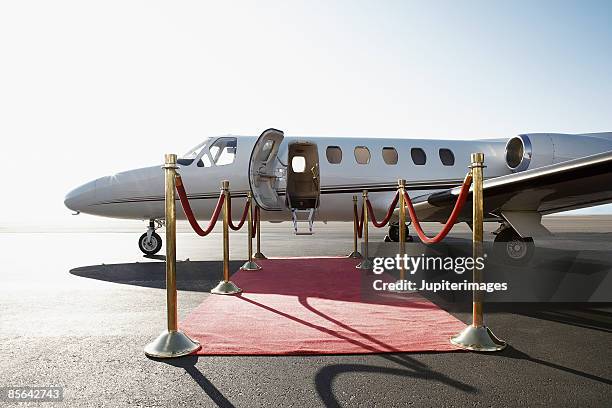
138,220 -> 163,255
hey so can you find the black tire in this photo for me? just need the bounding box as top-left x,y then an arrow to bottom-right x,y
388,223 -> 412,243
493,228 -> 534,266
138,232 -> 163,255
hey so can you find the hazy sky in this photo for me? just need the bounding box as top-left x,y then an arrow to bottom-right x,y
1,0 -> 611,227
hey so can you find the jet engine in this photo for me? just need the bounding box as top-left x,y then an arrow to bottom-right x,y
505,133 -> 612,172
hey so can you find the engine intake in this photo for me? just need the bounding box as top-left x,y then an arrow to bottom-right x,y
505,133 -> 612,172
505,135 -> 532,172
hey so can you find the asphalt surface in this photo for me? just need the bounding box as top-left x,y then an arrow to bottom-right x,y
1,217 -> 611,407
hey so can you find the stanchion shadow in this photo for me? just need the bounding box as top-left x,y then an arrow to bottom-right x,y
147,354 -> 236,408
69,260 -> 245,292
432,301 -> 612,331
499,345 -> 612,386
514,306 -> 612,333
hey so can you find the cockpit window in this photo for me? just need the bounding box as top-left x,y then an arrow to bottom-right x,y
181,138 -> 211,160
209,137 -> 237,166
199,154 -> 212,167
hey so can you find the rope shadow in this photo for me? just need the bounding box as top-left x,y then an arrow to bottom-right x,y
237,295 -> 474,395
315,360 -> 476,408
297,296 -> 416,357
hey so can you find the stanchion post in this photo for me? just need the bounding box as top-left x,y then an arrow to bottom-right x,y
253,205 -> 267,259
144,154 -> 201,358
356,190 -> 373,270
398,179 -> 407,281
241,192 -> 262,271
211,180 -> 243,295
450,152 -> 506,351
348,195 -> 362,259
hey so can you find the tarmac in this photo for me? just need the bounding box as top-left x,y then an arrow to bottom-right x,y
1,216 -> 611,407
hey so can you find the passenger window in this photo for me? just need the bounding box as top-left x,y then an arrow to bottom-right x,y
382,147 -> 398,165
439,148 -> 455,166
411,148 -> 426,165
291,156 -> 306,173
354,146 -> 371,164
209,137 -> 237,166
326,146 -> 342,164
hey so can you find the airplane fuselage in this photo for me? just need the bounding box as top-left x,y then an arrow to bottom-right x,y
65,135 -> 514,222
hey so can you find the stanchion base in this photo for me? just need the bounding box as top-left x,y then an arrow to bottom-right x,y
347,251 -> 363,259
450,325 -> 507,352
253,252 -> 267,260
356,258 -> 373,270
144,330 -> 201,358
241,260 -> 262,271
211,280 -> 242,295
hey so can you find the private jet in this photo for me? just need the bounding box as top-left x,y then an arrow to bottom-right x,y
64,129 -> 612,264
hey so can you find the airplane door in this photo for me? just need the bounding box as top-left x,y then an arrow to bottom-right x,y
248,128 -> 285,211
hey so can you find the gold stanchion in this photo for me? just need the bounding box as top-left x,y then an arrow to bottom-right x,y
241,192 -> 262,271
253,204 -> 267,259
450,153 -> 506,351
211,180 -> 242,295
398,179 -> 407,281
356,190 -> 373,270
347,195 -> 362,259
144,154 -> 201,358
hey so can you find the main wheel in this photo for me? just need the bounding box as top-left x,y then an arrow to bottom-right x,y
138,232 -> 162,255
388,223 -> 412,242
493,228 -> 534,266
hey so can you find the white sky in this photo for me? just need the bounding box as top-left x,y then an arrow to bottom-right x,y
1,0 -> 611,228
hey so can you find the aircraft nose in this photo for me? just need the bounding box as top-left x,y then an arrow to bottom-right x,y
64,179 -> 97,212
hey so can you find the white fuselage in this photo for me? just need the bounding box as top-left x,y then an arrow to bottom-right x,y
65,132 -> 612,224
64,135 -> 513,222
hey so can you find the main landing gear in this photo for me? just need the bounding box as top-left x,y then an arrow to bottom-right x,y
493,225 -> 534,265
386,222 -> 413,242
138,219 -> 163,255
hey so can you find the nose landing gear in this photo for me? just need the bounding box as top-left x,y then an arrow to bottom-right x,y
138,219 -> 163,255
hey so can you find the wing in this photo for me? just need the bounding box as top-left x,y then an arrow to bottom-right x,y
410,150 -> 612,233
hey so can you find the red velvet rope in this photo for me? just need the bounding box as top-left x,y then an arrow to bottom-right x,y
403,174 -> 473,244
366,191 -> 399,228
175,175 -> 224,237
227,195 -> 250,231
352,174 -> 472,244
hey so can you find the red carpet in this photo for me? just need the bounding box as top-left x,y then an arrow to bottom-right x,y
181,257 -> 466,355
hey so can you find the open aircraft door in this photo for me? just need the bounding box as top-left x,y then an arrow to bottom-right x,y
249,128 -> 285,211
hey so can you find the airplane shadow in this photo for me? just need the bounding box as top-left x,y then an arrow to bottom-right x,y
70,260 -> 246,292
70,258 -> 612,330
79,258 -> 610,406
372,235 -> 612,303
